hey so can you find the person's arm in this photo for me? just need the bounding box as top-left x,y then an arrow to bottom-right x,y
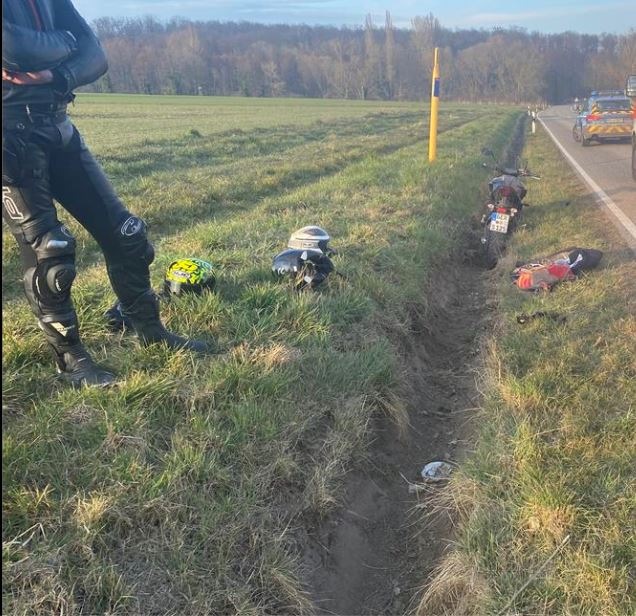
2,21 -> 78,72
2,68 -> 53,85
50,0 -> 108,97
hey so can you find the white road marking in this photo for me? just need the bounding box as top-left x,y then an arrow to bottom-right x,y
538,115 -> 636,242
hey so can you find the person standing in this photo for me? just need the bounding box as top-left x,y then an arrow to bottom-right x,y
2,0 -> 211,387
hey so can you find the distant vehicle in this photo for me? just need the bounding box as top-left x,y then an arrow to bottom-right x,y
626,75 -> 636,99
572,93 -> 632,146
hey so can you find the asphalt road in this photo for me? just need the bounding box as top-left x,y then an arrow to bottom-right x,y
538,104 -> 636,249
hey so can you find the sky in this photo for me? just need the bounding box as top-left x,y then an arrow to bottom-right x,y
73,0 -> 636,35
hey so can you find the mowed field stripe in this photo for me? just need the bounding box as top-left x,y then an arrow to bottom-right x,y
2,109 -> 489,301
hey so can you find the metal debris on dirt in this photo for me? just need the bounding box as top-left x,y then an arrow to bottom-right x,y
421,461 -> 454,482
403,461 -> 456,494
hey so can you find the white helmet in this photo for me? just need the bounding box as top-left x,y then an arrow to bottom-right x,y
287,226 -> 332,254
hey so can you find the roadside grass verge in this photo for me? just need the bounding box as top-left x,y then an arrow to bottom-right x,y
3,95 -> 519,614
419,124 -> 635,615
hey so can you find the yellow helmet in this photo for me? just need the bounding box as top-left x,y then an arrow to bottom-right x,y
164,258 -> 215,295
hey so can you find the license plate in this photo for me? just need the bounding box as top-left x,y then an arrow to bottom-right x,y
604,118 -> 624,124
490,213 -> 510,233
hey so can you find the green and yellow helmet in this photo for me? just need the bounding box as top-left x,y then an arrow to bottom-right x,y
164,258 -> 215,296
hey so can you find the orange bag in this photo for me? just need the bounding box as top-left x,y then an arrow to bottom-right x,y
512,262 -> 576,292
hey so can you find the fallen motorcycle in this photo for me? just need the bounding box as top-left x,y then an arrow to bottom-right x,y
479,148 -> 540,268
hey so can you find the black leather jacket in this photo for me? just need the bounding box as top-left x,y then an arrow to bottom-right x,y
2,0 -> 107,110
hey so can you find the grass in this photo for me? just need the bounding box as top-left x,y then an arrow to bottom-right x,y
419,122 -> 635,615
2,94 -> 522,614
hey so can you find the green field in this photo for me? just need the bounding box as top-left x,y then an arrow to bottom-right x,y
3,95 -> 633,615
2,94 -> 519,614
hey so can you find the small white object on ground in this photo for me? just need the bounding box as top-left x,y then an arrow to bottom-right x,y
421,461 -> 454,482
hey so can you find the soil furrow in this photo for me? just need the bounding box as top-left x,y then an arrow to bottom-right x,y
306,232 -> 494,615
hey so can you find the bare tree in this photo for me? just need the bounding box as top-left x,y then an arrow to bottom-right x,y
84,15 -> 633,104
385,11 -> 396,100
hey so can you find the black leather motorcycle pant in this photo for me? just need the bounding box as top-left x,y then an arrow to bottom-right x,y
2,110 -> 154,348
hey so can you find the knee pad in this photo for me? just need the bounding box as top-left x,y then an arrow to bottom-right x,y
117,215 -> 155,265
24,225 -> 77,309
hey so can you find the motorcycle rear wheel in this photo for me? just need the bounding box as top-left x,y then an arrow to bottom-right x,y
483,229 -> 506,269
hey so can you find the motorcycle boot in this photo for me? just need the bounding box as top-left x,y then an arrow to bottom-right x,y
39,313 -> 117,388
15,222 -> 117,387
120,291 -> 213,354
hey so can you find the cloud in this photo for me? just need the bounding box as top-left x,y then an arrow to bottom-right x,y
460,2 -> 635,26
76,0 -> 634,32
122,0 -> 338,11
119,0 -> 369,25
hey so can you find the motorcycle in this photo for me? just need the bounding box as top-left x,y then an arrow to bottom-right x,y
479,148 -> 540,268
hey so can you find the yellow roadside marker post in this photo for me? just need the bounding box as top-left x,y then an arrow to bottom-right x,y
429,47 -> 440,162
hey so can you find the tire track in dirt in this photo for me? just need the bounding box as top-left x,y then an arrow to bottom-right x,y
304,231 -> 496,615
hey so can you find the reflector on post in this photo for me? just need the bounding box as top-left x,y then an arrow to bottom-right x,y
429,48 -> 440,162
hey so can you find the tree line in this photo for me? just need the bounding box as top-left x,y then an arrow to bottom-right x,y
85,13 -> 636,104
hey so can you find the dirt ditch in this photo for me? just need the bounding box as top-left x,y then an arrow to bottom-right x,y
304,231 -> 497,615
300,121 -> 528,616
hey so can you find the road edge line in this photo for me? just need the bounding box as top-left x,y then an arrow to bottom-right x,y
537,114 -> 636,244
